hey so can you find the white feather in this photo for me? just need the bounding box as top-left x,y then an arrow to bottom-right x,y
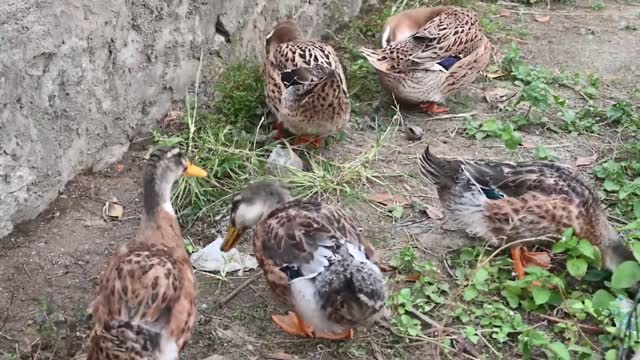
158,334 -> 178,360
381,25 -> 391,47
290,278 -> 347,334
161,202 -> 175,216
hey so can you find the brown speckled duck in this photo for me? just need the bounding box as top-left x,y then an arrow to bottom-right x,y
419,146 -> 633,279
361,7 -> 492,114
220,181 -> 386,340
264,21 -> 350,147
87,147 -> 207,360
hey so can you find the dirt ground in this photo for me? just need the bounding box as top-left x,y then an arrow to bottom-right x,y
1,1 -> 639,359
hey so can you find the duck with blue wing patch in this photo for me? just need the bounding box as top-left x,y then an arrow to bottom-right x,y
265,21 -> 350,148
360,7 -> 492,114
419,146 -> 633,280
220,181 -> 386,340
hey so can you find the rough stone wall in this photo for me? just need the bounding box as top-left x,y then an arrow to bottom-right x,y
0,0 -> 362,238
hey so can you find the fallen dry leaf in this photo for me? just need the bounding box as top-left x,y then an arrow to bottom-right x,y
115,163 -> 125,173
405,273 -> 422,282
426,205 -> 444,220
534,15 -> 551,23
499,9 -> 511,17
368,192 -> 410,207
484,71 -> 509,79
484,88 -> 516,107
265,352 -> 299,360
102,201 -> 124,220
521,141 -> 536,149
575,154 -> 598,167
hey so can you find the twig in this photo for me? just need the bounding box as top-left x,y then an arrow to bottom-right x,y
476,235 -> 558,269
608,214 -> 630,226
558,288 -> 604,353
559,83 -> 592,102
426,112 -> 478,121
500,9 -> 610,16
218,272 -> 262,306
0,291 -> 15,332
370,339 -> 385,360
477,331 -> 500,357
454,335 -> 482,359
407,307 -> 444,330
0,332 -> 17,342
536,313 -> 606,335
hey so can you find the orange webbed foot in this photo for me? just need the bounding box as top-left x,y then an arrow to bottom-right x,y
293,135 -> 324,148
273,120 -> 289,140
420,102 -> 449,114
511,246 -> 553,282
271,312 -> 313,338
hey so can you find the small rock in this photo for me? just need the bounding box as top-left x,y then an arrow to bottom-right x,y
266,146 -> 303,177
405,125 -> 424,141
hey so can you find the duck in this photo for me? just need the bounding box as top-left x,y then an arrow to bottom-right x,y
220,181 -> 386,340
264,20 -> 351,147
87,147 -> 207,359
360,7 -> 492,114
419,146 -> 633,279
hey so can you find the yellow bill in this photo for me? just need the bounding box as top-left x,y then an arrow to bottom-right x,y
184,161 -> 208,178
221,224 -> 240,252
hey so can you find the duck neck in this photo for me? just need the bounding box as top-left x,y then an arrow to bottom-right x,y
143,173 -> 175,217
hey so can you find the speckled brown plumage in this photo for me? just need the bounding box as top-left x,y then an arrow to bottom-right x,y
419,146 -> 633,274
222,182 -> 386,339
360,7 -> 492,106
87,147 -> 203,359
254,200 -> 375,301
264,21 -> 350,139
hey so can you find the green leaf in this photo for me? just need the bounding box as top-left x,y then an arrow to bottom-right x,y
473,268 -> 490,283
576,240 -> 596,259
605,349 -> 617,360
548,342 -> 570,360
562,227 -> 575,240
633,242 -> 640,263
531,286 -> 551,305
567,257 -> 588,279
463,286 -> 479,301
463,326 -> 480,344
552,240 -> 569,253
603,179 -> 620,192
591,289 -> 615,312
611,261 -> 640,289
502,289 -> 520,308
389,205 -> 404,219
503,131 -> 523,150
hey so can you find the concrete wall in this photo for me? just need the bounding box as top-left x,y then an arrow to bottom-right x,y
0,0 -> 362,238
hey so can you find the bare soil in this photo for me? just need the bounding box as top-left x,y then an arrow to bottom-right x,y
1,1 -> 639,359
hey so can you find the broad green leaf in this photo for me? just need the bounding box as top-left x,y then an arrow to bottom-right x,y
502,289 -> 520,308
473,268 -> 489,283
531,286 -> 551,305
463,326 -> 480,344
633,242 -> 640,263
603,179 -> 620,192
605,349 -> 617,360
463,286 -> 478,301
577,240 -> 596,259
611,261 -> 640,289
591,289 -> 615,312
562,227 -> 574,240
552,240 -> 569,253
567,257 -> 588,279
548,342 -> 570,360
